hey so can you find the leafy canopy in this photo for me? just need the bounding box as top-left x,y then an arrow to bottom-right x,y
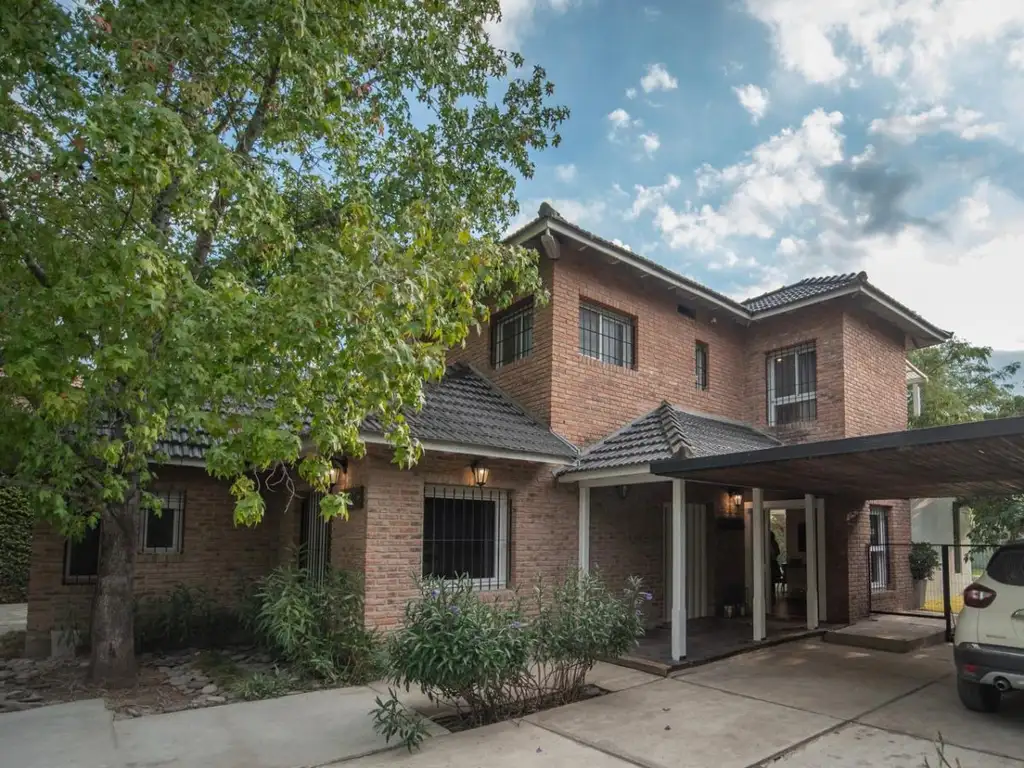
0,0 -> 567,526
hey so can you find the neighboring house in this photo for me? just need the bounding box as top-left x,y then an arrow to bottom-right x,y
23,203 -> 951,658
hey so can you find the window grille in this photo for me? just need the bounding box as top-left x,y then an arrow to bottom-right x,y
695,341 -> 709,391
491,301 -> 534,368
300,491 -> 331,583
422,485 -> 510,591
579,303 -> 635,368
765,342 -> 817,426
64,524 -> 101,584
139,490 -> 185,554
869,506 -> 890,591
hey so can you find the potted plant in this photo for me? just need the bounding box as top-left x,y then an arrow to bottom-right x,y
908,543 -> 941,609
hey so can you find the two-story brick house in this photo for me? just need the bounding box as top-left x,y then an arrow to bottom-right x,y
23,203 -> 950,661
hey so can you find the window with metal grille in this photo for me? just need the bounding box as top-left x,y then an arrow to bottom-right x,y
695,341 -> 709,391
140,490 -> 185,554
64,524 -> 101,584
579,303 -> 635,368
765,342 -> 817,426
422,485 -> 509,590
490,300 -> 534,368
869,506 -> 890,591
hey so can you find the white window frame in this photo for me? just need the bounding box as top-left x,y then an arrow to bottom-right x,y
767,344 -> 817,426
422,485 -> 509,590
493,303 -> 533,369
579,304 -> 635,368
139,490 -> 185,555
869,506 -> 890,591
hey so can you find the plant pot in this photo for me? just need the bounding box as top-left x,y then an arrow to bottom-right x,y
723,604 -> 734,619
913,579 -> 927,609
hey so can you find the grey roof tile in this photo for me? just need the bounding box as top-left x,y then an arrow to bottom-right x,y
742,273 -> 865,312
155,363 -> 575,464
570,402 -> 780,473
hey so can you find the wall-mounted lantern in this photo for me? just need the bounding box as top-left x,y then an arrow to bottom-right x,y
616,484 -> 630,500
471,461 -> 490,487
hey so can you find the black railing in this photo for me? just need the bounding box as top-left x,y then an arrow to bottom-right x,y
867,541 -> 1002,641
422,485 -> 511,591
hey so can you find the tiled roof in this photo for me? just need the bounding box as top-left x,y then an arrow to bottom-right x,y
154,363 -> 576,464
741,273 -> 865,313
569,402 -> 781,473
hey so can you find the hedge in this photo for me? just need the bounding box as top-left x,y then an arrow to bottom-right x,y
0,486 -> 32,604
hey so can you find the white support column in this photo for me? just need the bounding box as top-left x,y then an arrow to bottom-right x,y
578,486 -> 590,573
805,494 -> 819,630
816,499 -> 827,622
671,479 -> 687,661
752,488 -> 766,642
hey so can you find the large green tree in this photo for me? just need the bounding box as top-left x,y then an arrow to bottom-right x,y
0,0 -> 567,682
909,338 -> 1024,544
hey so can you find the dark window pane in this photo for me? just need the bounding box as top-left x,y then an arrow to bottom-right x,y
66,525 -> 101,579
696,343 -> 709,389
493,304 -> 534,367
987,547 -> 1024,586
422,497 -> 496,580
774,399 -> 816,425
145,508 -> 176,549
774,355 -> 796,397
579,307 -> 600,359
798,350 -> 817,392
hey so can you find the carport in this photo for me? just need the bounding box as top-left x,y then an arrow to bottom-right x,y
650,415 -> 1024,662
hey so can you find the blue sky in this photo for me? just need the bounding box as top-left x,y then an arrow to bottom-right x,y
491,0 -> 1024,352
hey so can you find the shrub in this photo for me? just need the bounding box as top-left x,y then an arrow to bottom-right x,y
250,565 -> 380,683
234,669 -> 294,701
135,585 -> 247,652
373,571 -> 646,750
0,486 -> 32,604
909,543 -> 941,582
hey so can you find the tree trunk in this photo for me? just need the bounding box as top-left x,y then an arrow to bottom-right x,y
90,499 -> 138,685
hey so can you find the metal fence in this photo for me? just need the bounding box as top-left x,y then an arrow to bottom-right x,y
867,541 -> 1001,641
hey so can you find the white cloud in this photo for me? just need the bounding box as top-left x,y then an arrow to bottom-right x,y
611,238 -> 634,251
869,105 -> 1005,143
627,174 -> 681,219
733,84 -> 770,123
607,108 -> 639,140
639,133 -> 661,156
625,87 -> 637,99
554,163 -> 577,182
640,63 -> 679,93
1009,39 -> 1024,69
652,109 -> 845,252
485,0 -> 579,49
503,197 -> 607,236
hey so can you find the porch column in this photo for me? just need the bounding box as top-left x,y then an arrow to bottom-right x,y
816,499 -> 827,622
671,479 -> 687,661
805,493 -> 819,630
752,487 -> 765,642
578,486 -> 590,573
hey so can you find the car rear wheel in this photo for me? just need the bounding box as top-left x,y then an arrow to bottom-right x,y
957,677 -> 1001,713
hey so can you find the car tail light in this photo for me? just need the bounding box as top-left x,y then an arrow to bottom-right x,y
964,583 -> 997,608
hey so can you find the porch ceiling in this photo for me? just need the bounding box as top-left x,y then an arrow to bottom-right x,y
650,416 -> 1024,499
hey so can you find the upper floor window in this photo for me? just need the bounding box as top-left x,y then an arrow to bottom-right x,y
579,303 -> 635,368
695,341 -> 709,391
490,300 -> 533,369
766,342 -> 817,426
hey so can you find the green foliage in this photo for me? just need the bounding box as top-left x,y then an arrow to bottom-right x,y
372,691 -> 431,752
0,485 -> 32,603
233,669 -> 293,701
134,585 -> 248,652
251,565 -> 380,683
374,572 -> 646,750
0,0 -> 565,677
965,496 -> 1024,545
908,543 -> 941,581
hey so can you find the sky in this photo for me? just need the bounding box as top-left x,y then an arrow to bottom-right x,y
491,0 -> 1024,353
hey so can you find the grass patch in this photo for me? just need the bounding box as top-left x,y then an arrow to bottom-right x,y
232,670 -> 294,701
922,595 -> 964,613
193,650 -> 244,688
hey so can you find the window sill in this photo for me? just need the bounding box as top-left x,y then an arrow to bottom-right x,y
494,354 -> 534,372
578,353 -> 636,372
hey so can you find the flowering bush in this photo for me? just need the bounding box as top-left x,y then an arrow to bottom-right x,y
373,570 -> 647,750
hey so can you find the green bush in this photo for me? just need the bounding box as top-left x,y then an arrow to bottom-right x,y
135,585 -> 247,652
374,571 -> 647,750
909,543 -> 941,582
0,486 -> 32,604
250,565 -> 381,683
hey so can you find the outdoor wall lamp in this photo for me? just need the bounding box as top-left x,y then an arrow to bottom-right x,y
471,461 -> 490,487
325,456 -> 348,492
616,484 -> 630,500
728,488 -> 744,515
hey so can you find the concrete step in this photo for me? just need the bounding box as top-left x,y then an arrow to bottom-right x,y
824,614 -> 947,653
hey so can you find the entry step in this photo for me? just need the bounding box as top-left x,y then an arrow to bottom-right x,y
824,614 -> 946,653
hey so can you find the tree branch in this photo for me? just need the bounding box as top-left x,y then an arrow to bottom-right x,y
0,193 -> 51,288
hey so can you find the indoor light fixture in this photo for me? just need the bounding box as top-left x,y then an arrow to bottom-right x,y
471,461 -> 490,487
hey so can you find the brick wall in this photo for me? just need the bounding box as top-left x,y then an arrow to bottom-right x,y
547,247 -> 747,446
357,448 -> 578,630
25,465 -> 298,655
842,310 -> 909,436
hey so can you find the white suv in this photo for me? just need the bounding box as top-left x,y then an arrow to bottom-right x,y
953,541 -> 1024,712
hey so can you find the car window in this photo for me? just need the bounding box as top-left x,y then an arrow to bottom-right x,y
986,547 -> 1024,587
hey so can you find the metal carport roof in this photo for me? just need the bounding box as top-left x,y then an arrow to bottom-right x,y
649,416 -> 1024,498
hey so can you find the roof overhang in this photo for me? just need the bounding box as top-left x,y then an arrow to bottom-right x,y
556,463 -> 669,487
650,417 -> 1024,499
906,359 -> 928,385
360,433 -> 575,465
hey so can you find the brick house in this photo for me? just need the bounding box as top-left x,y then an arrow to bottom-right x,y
24,203 -> 951,660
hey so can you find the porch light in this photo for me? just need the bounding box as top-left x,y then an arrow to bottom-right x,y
471,461 -> 490,487
325,457 -> 348,492
616,484 -> 630,500
728,488 -> 743,515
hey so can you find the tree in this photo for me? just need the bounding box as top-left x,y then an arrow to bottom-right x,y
0,0 -> 567,682
909,338 -> 1024,544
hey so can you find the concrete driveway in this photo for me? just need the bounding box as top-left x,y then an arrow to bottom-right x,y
353,640 -> 1024,768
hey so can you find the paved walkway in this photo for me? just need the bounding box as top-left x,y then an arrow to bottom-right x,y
0,602 -> 27,635
2,642 -> 1023,767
